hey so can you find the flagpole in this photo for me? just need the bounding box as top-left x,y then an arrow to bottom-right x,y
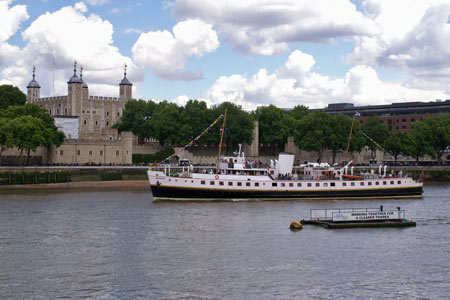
216,108 -> 227,173
346,118 -> 355,153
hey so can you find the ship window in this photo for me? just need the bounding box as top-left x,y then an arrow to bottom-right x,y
323,183 -> 328,187
351,182 -> 355,186
330,182 -> 335,187
246,182 -> 250,187
383,181 -> 387,185
272,183 -> 277,187
360,182 -> 364,186
375,182 -> 380,185
315,183 -> 320,187
289,183 -> 293,187
201,180 -> 205,185
255,182 -> 259,187
219,181 -> 224,186
397,181 -> 401,184
210,181 -> 214,185
228,182 -> 233,186
281,183 -> 285,187
390,181 -> 394,185
368,182 -> 372,186
237,182 -> 242,186
307,183 -> 312,187
342,183 -> 347,187
297,183 -> 302,187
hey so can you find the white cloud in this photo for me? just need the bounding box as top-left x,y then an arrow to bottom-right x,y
85,0 -> 109,6
0,0 -> 28,65
204,50 -> 447,110
124,27 -> 143,34
0,2 -> 143,97
132,18 -> 219,80
348,0 -> 450,87
172,0 -> 378,55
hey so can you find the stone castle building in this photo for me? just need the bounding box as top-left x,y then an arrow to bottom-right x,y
21,62 -> 135,165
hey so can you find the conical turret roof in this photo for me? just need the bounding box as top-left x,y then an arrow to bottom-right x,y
27,66 -> 40,88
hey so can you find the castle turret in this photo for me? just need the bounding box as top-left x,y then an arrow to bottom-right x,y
119,63 -> 132,101
67,60 -> 82,116
27,66 -> 40,103
80,66 -> 89,101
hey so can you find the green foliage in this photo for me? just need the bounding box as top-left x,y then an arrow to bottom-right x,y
294,111 -> 330,162
411,114 -> 450,164
255,105 -> 289,147
113,99 -> 158,144
210,102 -> 254,150
151,101 -> 192,146
362,115 -> 389,160
132,146 -> 175,164
0,85 -> 27,110
384,131 -> 414,162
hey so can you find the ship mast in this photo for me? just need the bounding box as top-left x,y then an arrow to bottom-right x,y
216,108 -> 228,173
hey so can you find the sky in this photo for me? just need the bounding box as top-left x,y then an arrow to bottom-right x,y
2,0 -> 450,111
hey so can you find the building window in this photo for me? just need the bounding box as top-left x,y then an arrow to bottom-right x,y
106,121 -> 109,126
60,150 -> 63,156
95,120 -> 98,126
411,118 -> 416,122
57,109 -> 59,114
77,150 -> 80,156
107,112 -> 109,116
402,119 -> 406,122
89,151 -> 92,156
117,112 -> 120,117
100,150 -> 103,156
64,108 -> 68,115
93,110 -> 96,114
83,119 -> 87,125
116,150 -> 119,156
49,109 -> 52,114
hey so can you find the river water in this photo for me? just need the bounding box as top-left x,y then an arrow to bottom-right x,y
1,183 -> 449,299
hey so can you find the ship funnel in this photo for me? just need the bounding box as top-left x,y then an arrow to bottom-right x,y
238,144 -> 242,156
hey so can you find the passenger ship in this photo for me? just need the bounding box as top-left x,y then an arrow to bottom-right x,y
147,151 -> 423,200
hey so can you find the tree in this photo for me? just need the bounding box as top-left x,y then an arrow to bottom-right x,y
362,115 -> 389,162
0,118 -> 12,165
294,111 -> 331,163
411,115 -> 450,164
9,116 -> 46,165
3,103 -> 65,165
184,100 -> 212,139
328,114 -> 365,164
384,131 -> 414,164
151,101 -> 192,146
113,99 -> 158,144
0,85 -> 27,110
210,102 -> 254,153
255,105 -> 289,154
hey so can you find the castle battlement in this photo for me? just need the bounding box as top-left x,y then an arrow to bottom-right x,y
39,96 -> 68,101
88,96 -> 121,101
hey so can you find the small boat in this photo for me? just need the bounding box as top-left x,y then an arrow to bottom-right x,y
299,206 -> 416,229
147,150 -> 423,200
